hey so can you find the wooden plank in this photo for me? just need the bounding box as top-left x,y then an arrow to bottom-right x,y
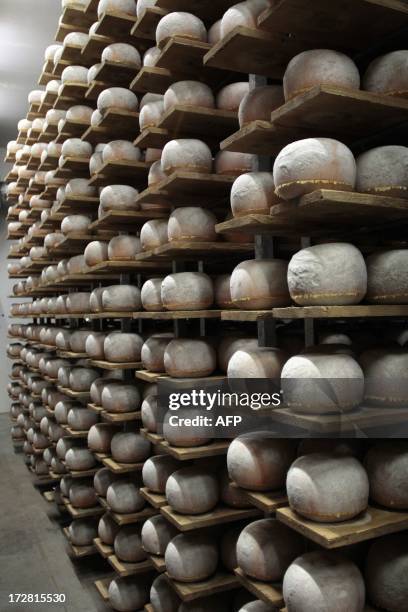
54,194 -> 99,214
156,36 -> 211,73
89,209 -> 167,231
108,554 -> 153,577
148,554 -> 166,573
64,500 -> 104,519
130,66 -> 183,95
131,6 -> 167,40
87,259 -> 171,274
234,568 -> 283,607
102,456 -> 144,474
158,105 -> 238,143
95,10 -> 138,39
93,60 -> 139,87
135,310 -> 222,320
82,34 -> 112,63
156,171 -> 235,205
140,488 -> 167,508
89,159 -> 150,188
111,506 -> 158,526
161,440 -> 229,461
89,359 -> 142,370
234,486 -> 288,514
61,5 -> 94,28
63,527 -> 97,558
57,386 -> 90,400
43,490 -> 55,503
277,506 -> 408,549
69,467 -> 99,479
61,425 -> 89,439
136,241 -> 253,262
160,504 -> 261,531
164,571 -> 239,602
102,410 -> 141,423
56,155 -> 89,177
272,305 -> 408,320
95,578 -> 111,602
136,370 -> 167,383
94,537 -> 114,559
134,127 -> 170,150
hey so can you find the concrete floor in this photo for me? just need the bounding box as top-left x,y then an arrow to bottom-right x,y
0,414 -> 113,612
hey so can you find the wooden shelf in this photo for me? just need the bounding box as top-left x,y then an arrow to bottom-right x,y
57,386 -> 90,400
49,234 -> 96,255
102,456 -> 144,474
89,159 -> 150,188
131,6 -> 167,40
93,60 -> 139,87
221,86 -> 408,155
82,109 -> 140,143
60,5 -> 94,29
89,209 -> 166,231
131,66 -> 184,95
64,499 -> 104,519
61,425 -> 89,439
136,240 -> 253,263
59,43 -> 85,65
94,537 -> 114,559
101,410 -> 141,424
140,488 -> 167,508
69,467 -> 98,479
89,359 -> 142,370
136,371 -> 167,383
85,80 -> 108,102
160,504 -> 261,531
108,554 -> 153,577
232,485 -> 288,514
55,156 -> 89,178
94,577 -> 111,602
148,554 -> 166,573
55,195 -> 99,215
221,305 -> 408,322
154,171 -> 235,206
111,506 -> 158,526
234,568 -> 283,607
94,10 -> 137,39
134,310 -> 222,320
277,506 -> 408,549
55,81 -> 88,101
87,259 -> 171,274
82,34 -> 113,63
56,118 -> 90,140
164,571 -> 239,602
160,439 -> 229,461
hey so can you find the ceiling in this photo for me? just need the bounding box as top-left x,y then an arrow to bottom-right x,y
0,0 -> 61,147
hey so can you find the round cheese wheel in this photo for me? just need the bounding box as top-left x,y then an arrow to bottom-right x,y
84,241 -> 109,266
168,207 -> 217,242
221,0 -> 271,37
68,519 -> 97,546
217,82 -> 250,111
230,259 -> 290,309
215,151 -> 254,175
274,138 -> 356,199
98,512 -> 120,544
66,105 -> 93,123
65,447 -> 96,471
89,287 -> 104,313
363,50 -> 408,98
54,400 -> 74,424
61,65 -> 88,84
231,171 -> 279,216
114,525 -> 146,563
106,481 -> 145,514
141,334 -> 172,372
284,50 -> 360,101
237,518 -> 303,582
102,43 -> 141,68
108,235 -> 141,260
89,150 -> 104,175
139,100 -> 164,130
101,285 -> 141,311
63,31 -> 88,49
86,333 -> 106,360
163,407 -> 212,447
228,434 -> 296,491
213,275 -> 233,308
281,353 -> 364,414
356,146 -> 408,198
150,574 -> 180,612
162,272 -> 214,311
60,475 -> 74,497
61,214 -> 91,235
94,467 -> 120,497
141,394 -> 166,433
208,19 -> 221,43
283,551 -> 365,612
148,159 -> 166,187
111,432 -> 151,463
239,85 -> 284,126
361,347 -> 408,407
166,467 -> 219,514
288,243 -> 367,305
98,0 -> 137,18
161,139 -> 212,174
145,147 -> 162,162
69,482 -> 97,509
287,453 -> 369,522
365,534 -> 408,612
143,45 -> 161,66
102,140 -> 141,163
137,0 -> 157,16
365,441 -> 408,509
165,533 -> 218,583
97,87 -> 139,112
164,81 -> 214,111
104,332 -> 143,362
219,466 -> 252,508
108,577 -> 149,612
61,138 -> 92,159
99,185 -> 139,212
101,383 -> 141,413
45,44 -> 61,61
228,347 -> 286,379
69,367 -> 99,392
140,219 -> 168,250
65,178 -> 96,197
142,514 -> 178,555
66,293 -> 91,314
366,249 -> 408,303
68,254 -> 89,274
91,109 -> 102,126
164,338 -> 216,377
142,455 -> 178,493
156,12 -> 207,46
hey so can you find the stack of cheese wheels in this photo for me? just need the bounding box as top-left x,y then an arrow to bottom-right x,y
356,146 -> 408,198
161,139 -> 212,174
366,249 -> 408,303
156,12 -> 207,46
236,519 -> 304,581
220,0 -> 272,37
287,243 -> 367,305
365,441 -> 408,509
238,85 -> 284,126
283,49 -> 360,100
167,207 -> 217,241
287,454 -> 369,521
227,434 -> 296,490
365,534 -> 408,612
363,50 -> 408,98
283,551 -> 366,612
165,467 -> 219,514
101,382 -> 141,413
281,351 -> 364,413
273,138 -> 356,199
165,532 -> 218,582
360,347 -> 408,407
142,455 -> 179,493
230,172 -> 280,216
230,259 -> 290,309
164,338 -> 216,377
161,272 -> 214,311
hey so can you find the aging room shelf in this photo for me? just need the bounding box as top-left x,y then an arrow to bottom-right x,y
221,305 -> 408,322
